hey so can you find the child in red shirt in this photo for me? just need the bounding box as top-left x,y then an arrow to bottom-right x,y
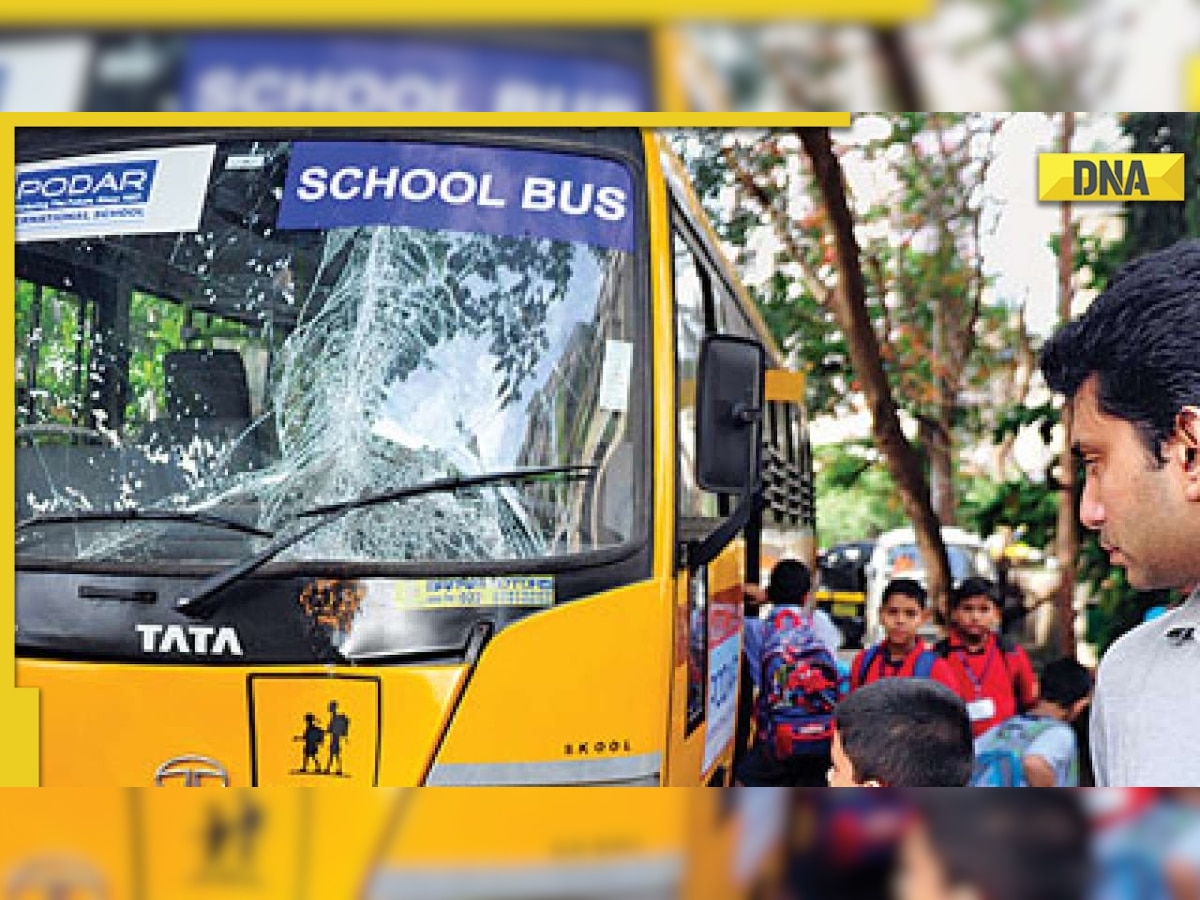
850,578 -> 958,692
937,576 -> 1039,738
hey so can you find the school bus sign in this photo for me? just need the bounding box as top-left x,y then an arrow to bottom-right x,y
1038,153 -> 1185,202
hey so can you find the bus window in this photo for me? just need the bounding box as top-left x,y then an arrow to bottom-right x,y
16,283 -> 95,432
673,227 -> 719,521
713,277 -> 759,344
16,133 -> 647,571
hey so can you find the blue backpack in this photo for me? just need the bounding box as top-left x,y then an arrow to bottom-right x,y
755,609 -> 840,758
970,716 -> 1070,787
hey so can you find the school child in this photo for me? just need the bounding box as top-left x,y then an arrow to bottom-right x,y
826,677 -> 975,788
737,559 -> 841,786
849,578 -> 958,692
898,792 -> 1091,900
937,576 -> 1038,738
971,657 -> 1092,787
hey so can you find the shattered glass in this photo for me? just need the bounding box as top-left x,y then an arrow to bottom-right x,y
16,138 -> 644,568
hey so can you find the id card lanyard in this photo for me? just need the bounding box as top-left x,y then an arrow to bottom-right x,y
956,642 -> 996,699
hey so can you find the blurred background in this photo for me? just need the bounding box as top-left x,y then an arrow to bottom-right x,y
0,789 -> 1196,899
0,0 -> 1197,114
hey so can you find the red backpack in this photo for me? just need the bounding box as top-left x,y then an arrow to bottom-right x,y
755,609 -> 839,758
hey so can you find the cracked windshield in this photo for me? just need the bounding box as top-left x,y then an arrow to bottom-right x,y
16,136 -> 644,567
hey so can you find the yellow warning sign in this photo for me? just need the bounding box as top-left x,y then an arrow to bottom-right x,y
138,791 -> 308,900
249,675 -> 380,786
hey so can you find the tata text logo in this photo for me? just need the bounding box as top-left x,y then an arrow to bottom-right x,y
154,755 -> 230,787
1039,153 -> 1185,202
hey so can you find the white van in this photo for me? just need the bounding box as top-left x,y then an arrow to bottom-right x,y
863,526 -> 998,645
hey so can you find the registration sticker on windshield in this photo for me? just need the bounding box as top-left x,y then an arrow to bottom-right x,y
15,144 -> 216,243
393,576 -> 555,609
598,339 -> 634,413
276,141 -> 634,252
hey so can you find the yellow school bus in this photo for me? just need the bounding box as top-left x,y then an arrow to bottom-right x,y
15,127 -> 815,787
0,788 -> 792,898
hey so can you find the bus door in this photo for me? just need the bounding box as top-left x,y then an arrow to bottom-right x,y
662,195 -> 766,787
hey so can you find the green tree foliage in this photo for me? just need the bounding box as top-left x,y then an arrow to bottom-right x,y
814,442 -> 907,545
679,117 -> 1031,526
1120,114 -> 1200,258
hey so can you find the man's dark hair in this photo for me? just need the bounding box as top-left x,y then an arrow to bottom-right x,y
834,679 -> 973,787
914,792 -> 1092,900
768,559 -> 812,605
1039,657 -> 1093,709
1040,238 -> 1200,465
950,576 -> 999,611
882,577 -> 928,609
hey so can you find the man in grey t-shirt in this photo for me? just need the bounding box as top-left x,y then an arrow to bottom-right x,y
1040,239 -> 1200,786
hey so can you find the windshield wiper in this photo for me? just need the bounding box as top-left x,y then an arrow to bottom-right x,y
175,464 -> 596,617
16,509 -> 275,539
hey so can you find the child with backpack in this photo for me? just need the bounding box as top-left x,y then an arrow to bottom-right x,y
970,657 -> 1092,787
937,576 -> 1039,738
737,559 -> 842,786
827,677 -> 975,787
849,578 -> 958,693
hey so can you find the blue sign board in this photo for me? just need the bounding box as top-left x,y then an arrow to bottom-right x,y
277,141 -> 635,253
180,35 -> 652,112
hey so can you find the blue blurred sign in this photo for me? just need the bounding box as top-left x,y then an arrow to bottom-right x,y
180,35 -> 652,112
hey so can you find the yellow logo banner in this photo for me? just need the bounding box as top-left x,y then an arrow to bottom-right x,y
0,0 -> 930,25
1038,153 -> 1185,202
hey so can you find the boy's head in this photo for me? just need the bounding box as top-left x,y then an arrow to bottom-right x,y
1038,658 -> 1093,722
880,578 -> 928,646
949,577 -> 1001,644
828,679 -> 973,787
768,559 -> 812,606
899,792 -> 1091,900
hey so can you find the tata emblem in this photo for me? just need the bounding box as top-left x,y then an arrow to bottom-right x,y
6,855 -> 107,900
154,755 -> 230,787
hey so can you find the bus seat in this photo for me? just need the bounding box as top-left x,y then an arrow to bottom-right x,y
163,349 -> 262,472
165,349 -> 252,424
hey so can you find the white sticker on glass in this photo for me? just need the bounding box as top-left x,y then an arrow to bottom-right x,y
597,339 -> 634,413
16,144 -> 217,243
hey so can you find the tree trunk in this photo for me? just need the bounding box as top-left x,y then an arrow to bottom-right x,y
921,414 -> 956,526
798,127 -> 953,617
871,28 -> 924,111
1056,112 -> 1079,660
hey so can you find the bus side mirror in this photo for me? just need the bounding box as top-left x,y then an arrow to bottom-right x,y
695,335 -> 765,497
